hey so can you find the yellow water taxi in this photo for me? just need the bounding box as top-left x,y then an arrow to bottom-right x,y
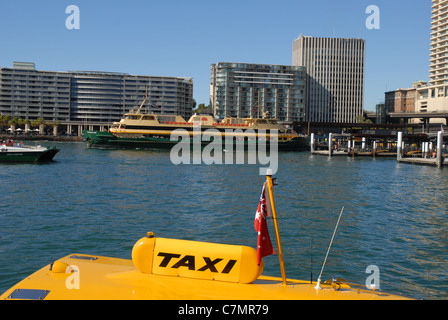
0,172 -> 412,300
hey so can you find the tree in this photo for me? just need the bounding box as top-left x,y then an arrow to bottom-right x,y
355,115 -> 373,124
193,104 -> 211,114
34,118 -> 47,135
52,121 -> 60,136
0,115 -> 11,132
9,117 -> 20,132
24,119 -> 31,133
9,116 -> 19,126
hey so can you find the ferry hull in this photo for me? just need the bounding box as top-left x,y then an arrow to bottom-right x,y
82,130 -> 309,152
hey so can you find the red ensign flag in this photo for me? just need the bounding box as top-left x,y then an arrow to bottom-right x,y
254,183 -> 275,265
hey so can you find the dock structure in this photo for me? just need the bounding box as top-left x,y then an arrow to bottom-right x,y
310,132 -> 400,158
310,130 -> 447,167
397,157 -> 448,167
398,131 -> 446,168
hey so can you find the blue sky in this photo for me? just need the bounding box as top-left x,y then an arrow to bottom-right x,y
0,0 -> 431,111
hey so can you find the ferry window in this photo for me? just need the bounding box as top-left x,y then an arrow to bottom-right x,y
158,115 -> 176,123
142,115 -> 155,120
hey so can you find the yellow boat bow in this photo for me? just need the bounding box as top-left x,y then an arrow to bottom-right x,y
0,232 -> 411,300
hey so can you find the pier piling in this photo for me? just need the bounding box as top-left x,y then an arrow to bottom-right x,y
328,133 -> 333,157
437,131 -> 443,168
310,133 -> 315,153
397,132 -> 403,161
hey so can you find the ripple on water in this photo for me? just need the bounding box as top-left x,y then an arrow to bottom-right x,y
1,144 -> 448,299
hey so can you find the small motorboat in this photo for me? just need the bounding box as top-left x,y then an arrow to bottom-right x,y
0,142 -> 59,163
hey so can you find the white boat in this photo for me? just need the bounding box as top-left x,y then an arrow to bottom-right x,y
0,143 -> 59,163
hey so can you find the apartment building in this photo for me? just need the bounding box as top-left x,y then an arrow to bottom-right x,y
415,0 -> 448,123
0,62 -> 71,121
429,0 -> 448,86
210,62 -> 306,122
0,62 -> 194,125
69,71 -> 193,123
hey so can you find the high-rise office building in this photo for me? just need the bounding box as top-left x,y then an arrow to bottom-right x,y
0,62 -> 194,124
210,62 -> 306,122
292,36 -> 365,123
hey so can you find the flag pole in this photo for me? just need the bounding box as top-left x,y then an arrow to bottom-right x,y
265,169 -> 287,286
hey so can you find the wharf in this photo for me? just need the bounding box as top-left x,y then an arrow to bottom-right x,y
310,150 -> 397,157
311,150 -> 347,156
311,150 -> 397,158
310,130 -> 447,167
354,151 -> 397,157
398,157 -> 448,166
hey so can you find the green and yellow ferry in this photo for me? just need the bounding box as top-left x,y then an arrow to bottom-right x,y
82,97 -> 309,152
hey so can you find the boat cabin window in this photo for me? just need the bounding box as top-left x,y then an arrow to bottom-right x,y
157,115 -> 177,123
228,118 -> 245,124
126,115 -> 141,120
141,115 -> 155,121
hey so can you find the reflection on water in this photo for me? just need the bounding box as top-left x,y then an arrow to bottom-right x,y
0,142 -> 448,299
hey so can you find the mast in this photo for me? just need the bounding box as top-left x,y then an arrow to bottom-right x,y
136,85 -> 149,113
265,169 -> 287,286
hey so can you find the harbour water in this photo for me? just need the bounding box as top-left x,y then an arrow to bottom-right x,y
1,141 -> 448,299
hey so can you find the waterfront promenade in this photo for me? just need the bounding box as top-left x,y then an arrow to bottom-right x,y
0,134 -> 83,142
